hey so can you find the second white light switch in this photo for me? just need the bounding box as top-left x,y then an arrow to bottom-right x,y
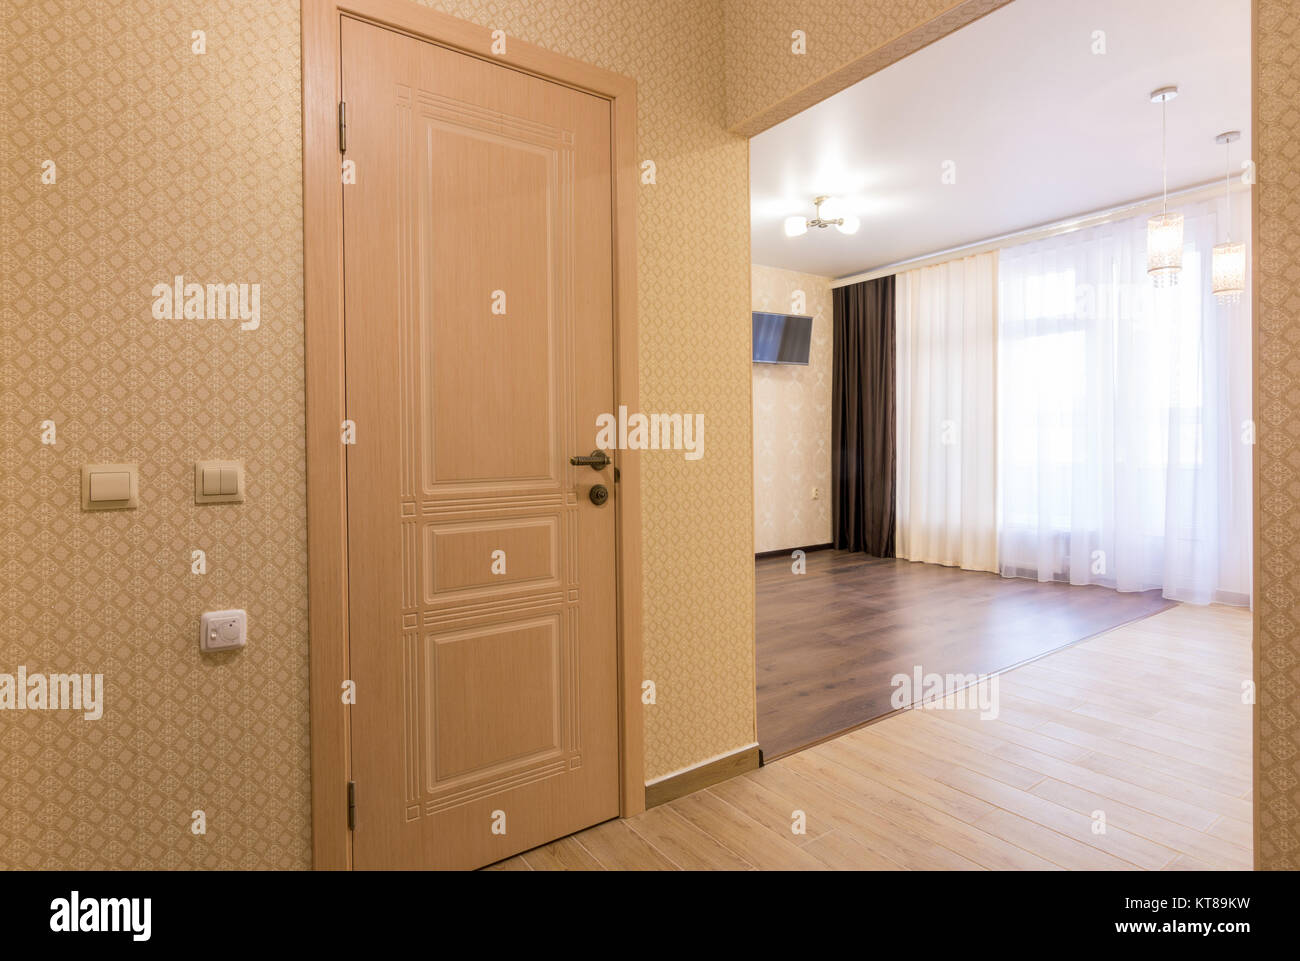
195,460 -> 245,504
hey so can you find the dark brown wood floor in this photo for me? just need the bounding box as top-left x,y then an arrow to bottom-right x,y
756,550 -> 1176,761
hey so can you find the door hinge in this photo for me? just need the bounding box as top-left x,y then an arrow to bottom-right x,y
338,101 -> 347,154
347,780 -> 356,830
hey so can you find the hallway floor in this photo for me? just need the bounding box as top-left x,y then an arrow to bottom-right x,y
490,603 -> 1252,870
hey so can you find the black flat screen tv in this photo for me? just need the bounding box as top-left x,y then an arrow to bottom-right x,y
752,311 -> 812,365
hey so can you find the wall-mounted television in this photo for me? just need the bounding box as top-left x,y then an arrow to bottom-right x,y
752,311 -> 812,365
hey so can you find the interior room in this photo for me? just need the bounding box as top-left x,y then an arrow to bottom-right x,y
2,0 -> 1297,888
749,0 -> 1253,773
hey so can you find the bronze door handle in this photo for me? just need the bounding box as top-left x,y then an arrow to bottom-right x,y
569,450 -> 611,470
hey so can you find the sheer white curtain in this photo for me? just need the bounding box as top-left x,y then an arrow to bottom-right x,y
997,195 -> 1252,605
896,252 -> 998,572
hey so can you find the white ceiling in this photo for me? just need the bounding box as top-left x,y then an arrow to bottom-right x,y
749,0 -> 1251,279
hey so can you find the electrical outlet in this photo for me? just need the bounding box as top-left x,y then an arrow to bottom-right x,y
200,609 -> 247,653
811,487 -> 821,500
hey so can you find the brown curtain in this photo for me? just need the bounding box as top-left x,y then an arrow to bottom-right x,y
832,275 -> 896,556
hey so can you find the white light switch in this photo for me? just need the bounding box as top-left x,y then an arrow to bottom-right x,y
81,463 -> 139,511
200,609 -> 247,653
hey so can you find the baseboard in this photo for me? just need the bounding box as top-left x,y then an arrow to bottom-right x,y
644,744 -> 761,808
755,542 -> 832,560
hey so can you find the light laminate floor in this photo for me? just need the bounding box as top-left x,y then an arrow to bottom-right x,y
488,603 -> 1253,870
756,550 -> 1176,759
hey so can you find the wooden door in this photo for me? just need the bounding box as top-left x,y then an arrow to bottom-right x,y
341,15 -> 620,870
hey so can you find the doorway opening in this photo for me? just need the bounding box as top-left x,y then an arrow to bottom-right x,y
748,0 -> 1254,870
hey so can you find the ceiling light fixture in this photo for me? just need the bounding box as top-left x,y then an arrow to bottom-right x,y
784,195 -> 860,237
1212,130 -> 1245,305
1146,85 -> 1183,287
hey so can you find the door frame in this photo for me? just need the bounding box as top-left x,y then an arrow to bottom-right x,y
301,0 -> 644,870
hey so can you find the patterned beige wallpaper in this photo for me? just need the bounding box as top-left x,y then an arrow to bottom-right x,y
751,264 -> 832,553
1253,0 -> 1300,872
0,0 -> 310,868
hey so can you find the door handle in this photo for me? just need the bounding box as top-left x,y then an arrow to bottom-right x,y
569,450 -> 611,470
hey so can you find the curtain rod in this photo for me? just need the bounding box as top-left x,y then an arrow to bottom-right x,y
830,178 -> 1252,288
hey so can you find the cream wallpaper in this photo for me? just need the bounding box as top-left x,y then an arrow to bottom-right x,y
751,264 -> 832,553
0,0 -> 310,868
1253,0 -> 1300,872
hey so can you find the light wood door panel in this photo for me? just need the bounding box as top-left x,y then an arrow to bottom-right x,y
341,15 -> 619,870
